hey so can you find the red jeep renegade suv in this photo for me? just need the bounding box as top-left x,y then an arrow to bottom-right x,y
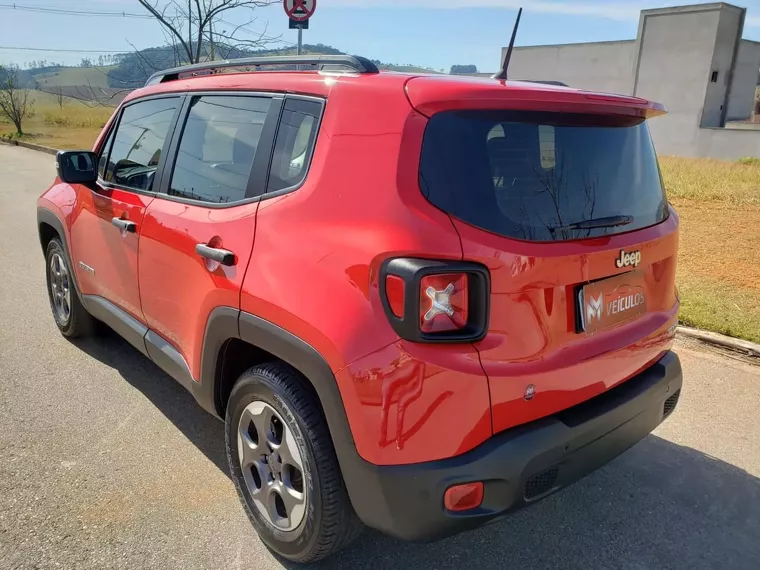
37,55 -> 682,563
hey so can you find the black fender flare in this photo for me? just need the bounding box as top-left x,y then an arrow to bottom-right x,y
37,206 -> 84,300
200,309 -> 384,526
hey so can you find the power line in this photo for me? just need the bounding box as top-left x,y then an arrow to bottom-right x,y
1,4 -> 293,47
0,3 -> 154,19
0,45 -> 127,54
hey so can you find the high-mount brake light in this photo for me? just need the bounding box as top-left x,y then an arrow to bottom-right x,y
379,259 -> 490,344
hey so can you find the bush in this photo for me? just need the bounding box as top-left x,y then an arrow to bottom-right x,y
736,157 -> 760,166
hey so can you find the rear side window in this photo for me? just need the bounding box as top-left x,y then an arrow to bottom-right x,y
420,110 -> 668,242
105,97 -> 179,191
267,99 -> 321,193
168,96 -> 271,204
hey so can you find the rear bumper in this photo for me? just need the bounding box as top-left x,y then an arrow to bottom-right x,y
344,351 -> 683,542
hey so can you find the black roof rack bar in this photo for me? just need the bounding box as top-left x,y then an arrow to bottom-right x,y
145,55 -> 380,86
515,79 -> 569,87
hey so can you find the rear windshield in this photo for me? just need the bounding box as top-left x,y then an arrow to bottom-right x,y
419,110 -> 668,242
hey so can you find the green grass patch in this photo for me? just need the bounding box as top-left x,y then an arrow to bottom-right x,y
678,277 -> 760,344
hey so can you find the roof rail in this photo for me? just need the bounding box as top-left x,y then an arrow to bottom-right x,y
514,79 -> 569,87
145,55 -> 380,86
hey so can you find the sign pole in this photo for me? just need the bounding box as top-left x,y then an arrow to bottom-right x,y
284,0 -> 315,57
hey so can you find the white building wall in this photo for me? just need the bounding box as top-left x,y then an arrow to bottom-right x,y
503,41 -> 635,95
498,3 -> 760,159
726,40 -> 760,121
702,4 -> 744,127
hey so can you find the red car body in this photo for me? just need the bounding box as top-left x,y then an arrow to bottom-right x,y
38,61 -> 682,545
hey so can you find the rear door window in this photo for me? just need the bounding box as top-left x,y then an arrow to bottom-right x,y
420,110 -> 668,242
168,95 -> 272,204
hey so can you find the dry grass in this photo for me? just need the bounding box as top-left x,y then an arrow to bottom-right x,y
660,156 -> 760,343
0,90 -> 113,150
660,155 -> 760,205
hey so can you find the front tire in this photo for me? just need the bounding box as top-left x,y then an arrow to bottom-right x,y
225,362 -> 362,563
44,238 -> 94,338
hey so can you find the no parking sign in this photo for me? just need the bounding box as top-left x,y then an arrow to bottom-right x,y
284,0 -> 316,28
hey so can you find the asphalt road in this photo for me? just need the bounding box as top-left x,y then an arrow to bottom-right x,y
1,144 -> 759,570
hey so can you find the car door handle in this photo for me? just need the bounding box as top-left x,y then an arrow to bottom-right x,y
111,217 -> 136,233
195,243 -> 236,266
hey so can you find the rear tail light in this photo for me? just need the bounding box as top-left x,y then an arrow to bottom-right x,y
420,273 -> 468,333
444,482 -> 484,512
380,258 -> 489,343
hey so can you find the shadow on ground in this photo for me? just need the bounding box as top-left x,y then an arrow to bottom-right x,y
74,330 -> 760,570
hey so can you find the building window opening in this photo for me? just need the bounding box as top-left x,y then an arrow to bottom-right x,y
710,70 -> 719,83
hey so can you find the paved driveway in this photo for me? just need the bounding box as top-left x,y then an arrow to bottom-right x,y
0,144 -> 758,569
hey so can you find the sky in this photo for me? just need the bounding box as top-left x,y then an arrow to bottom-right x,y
2,0 -> 760,72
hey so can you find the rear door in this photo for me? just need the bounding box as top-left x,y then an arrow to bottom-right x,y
138,93 -> 281,382
419,109 -> 679,433
70,96 -> 180,323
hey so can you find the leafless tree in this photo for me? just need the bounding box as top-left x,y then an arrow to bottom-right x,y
136,0 -> 280,65
53,86 -> 65,109
0,65 -> 34,136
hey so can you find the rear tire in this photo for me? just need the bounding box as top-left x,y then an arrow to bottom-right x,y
44,238 -> 94,338
225,362 -> 363,563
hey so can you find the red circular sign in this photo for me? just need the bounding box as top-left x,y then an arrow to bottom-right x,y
284,0 -> 316,22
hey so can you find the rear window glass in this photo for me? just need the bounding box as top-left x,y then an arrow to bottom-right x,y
419,110 -> 668,242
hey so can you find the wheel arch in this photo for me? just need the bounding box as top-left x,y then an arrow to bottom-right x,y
200,309 -> 357,456
37,206 -> 83,296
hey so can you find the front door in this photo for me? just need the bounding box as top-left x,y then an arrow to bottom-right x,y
138,94 -> 279,380
70,96 -> 181,322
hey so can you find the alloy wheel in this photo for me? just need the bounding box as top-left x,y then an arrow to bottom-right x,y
237,401 -> 306,531
49,253 -> 71,325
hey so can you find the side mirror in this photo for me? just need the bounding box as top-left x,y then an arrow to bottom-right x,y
56,150 -> 98,184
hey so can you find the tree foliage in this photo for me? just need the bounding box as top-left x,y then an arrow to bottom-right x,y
450,64 -> 479,75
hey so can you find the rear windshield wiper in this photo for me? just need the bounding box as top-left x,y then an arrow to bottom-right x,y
551,215 -> 634,232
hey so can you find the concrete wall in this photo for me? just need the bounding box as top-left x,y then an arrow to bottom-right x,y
498,2 -> 760,159
703,4 -> 744,127
695,127 -> 760,159
632,5 -> 723,154
504,41 -> 635,95
726,40 -> 760,121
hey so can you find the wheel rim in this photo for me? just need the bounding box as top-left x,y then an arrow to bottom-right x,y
237,401 -> 307,531
49,253 -> 71,325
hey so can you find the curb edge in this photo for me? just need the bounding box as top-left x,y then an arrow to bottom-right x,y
676,326 -> 760,358
0,138 -> 59,156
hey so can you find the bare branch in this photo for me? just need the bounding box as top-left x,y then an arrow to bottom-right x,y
0,65 -> 34,135
135,0 -> 279,64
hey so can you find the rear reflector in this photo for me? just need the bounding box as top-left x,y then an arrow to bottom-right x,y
444,482 -> 484,512
419,273 -> 468,333
385,275 -> 406,318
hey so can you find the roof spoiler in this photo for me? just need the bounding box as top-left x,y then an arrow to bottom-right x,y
144,55 -> 380,86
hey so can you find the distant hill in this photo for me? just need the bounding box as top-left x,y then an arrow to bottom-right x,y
30,66 -> 114,89
105,42 -> 440,88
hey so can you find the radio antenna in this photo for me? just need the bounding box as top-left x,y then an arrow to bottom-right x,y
493,7 -> 522,81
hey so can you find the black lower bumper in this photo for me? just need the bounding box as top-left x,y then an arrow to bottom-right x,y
341,351 -> 683,542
